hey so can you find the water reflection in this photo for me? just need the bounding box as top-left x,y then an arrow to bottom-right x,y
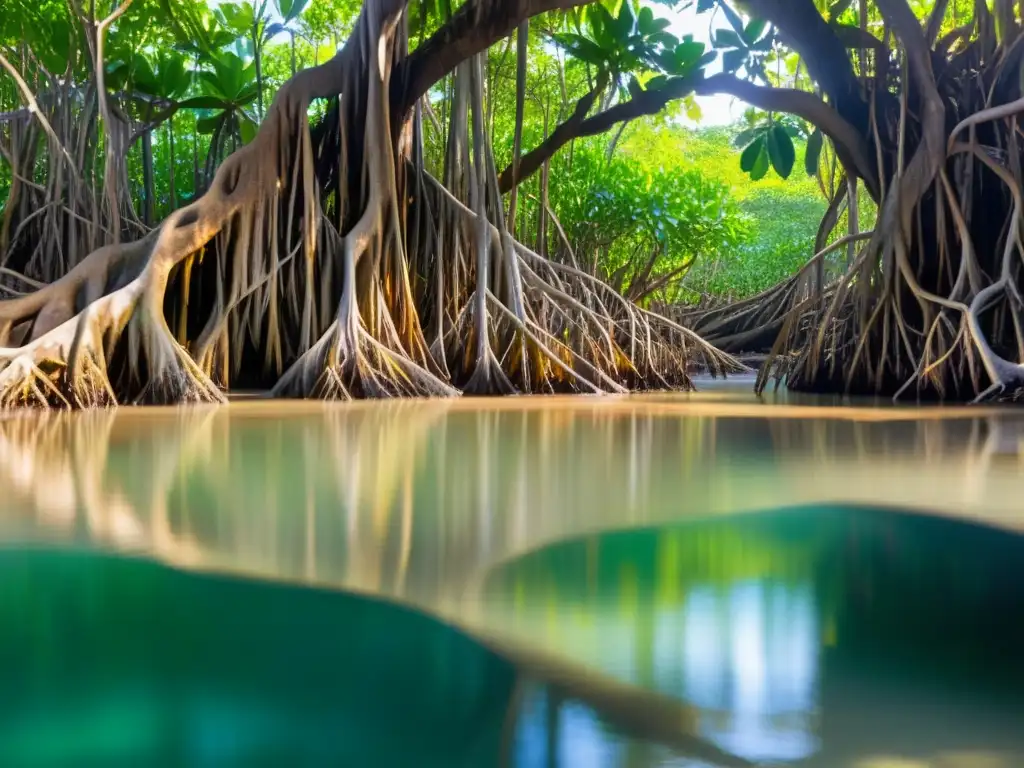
0,400 -> 1022,604
1,398 -> 1024,765
483,510 -> 1024,766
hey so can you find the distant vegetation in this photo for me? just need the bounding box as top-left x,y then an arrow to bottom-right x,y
621,122 -> 827,302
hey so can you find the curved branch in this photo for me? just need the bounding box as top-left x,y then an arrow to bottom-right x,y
498,75 -> 607,194
394,0 -> 596,116
743,0 -> 865,124
497,73 -> 700,193
697,74 -> 877,193
495,71 -> 877,197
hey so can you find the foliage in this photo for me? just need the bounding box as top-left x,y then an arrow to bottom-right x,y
546,140 -> 747,302
618,122 -> 824,300
6,0 -> 1015,405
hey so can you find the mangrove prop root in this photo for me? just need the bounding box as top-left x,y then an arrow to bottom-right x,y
0,0 -> 741,409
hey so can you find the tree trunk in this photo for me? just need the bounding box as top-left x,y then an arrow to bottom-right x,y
253,25 -> 265,120
167,114 -> 176,213
537,106 -> 549,257
141,128 -> 154,226
507,21 -> 528,232
846,177 -> 858,268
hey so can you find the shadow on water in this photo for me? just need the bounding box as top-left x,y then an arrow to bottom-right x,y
483,507 -> 1024,767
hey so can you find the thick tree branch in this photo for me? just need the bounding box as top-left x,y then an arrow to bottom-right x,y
394,0 -> 596,116
498,76 -> 606,194
876,0 -> 945,235
743,0 -> 865,125
498,71 -> 877,197
499,74 -> 700,193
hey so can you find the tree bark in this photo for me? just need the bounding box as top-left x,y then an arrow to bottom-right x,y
142,128 -> 154,225
167,115 -> 176,213
507,20 -> 528,232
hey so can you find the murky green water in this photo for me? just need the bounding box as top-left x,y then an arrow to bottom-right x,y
2,378 -> 1024,766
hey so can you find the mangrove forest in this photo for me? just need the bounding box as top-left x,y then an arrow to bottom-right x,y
1,0 -> 1022,406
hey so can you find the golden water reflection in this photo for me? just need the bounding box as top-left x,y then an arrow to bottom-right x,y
2,389 -> 1024,766
0,396 -> 1021,597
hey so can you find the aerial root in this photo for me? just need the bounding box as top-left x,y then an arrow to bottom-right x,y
273,315 -> 461,400
451,302 -> 518,396
0,274 -> 226,409
424,172 -> 742,394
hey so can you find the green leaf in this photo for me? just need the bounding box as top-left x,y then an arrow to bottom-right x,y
216,2 -> 255,35
614,0 -> 635,40
805,128 -> 824,177
239,113 -> 258,144
637,6 -> 655,34
178,95 -> 227,110
742,18 -> 768,45
718,1 -> 746,35
264,22 -> 287,41
767,125 -> 796,179
649,31 -> 679,48
740,138 -> 763,173
684,94 -> 702,122
750,145 -> 770,180
552,33 -> 611,67
713,29 -> 744,49
199,71 -> 228,101
197,113 -> 226,134
696,0 -> 715,12
278,0 -> 309,22
587,4 -> 616,49
132,57 -> 160,95
671,40 -> 706,74
235,83 -> 260,106
722,48 -> 747,74
733,127 -> 763,148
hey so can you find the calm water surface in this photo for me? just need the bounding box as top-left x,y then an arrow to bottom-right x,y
1,377 -> 1024,766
